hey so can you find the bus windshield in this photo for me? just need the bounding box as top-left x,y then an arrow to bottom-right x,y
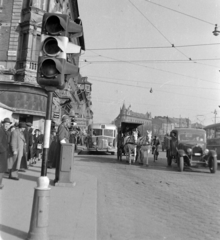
104,129 -> 114,137
92,129 -> 102,136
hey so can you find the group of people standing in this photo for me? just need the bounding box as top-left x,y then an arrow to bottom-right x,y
0,118 -> 44,189
0,115 -> 82,188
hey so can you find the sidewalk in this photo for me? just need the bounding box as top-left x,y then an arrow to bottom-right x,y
0,152 -> 97,240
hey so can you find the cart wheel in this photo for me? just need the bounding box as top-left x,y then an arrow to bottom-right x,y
179,157 -> 184,172
209,156 -> 217,173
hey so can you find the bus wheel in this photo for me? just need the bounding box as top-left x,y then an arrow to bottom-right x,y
209,157 -> 217,173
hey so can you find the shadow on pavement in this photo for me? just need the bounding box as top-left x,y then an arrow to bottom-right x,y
0,224 -> 27,239
18,173 -> 39,182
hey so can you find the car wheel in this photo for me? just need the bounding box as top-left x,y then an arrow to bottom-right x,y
179,156 -> 184,172
111,152 -> 115,156
209,157 -> 217,173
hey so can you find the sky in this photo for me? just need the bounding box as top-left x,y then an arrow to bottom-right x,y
77,0 -> 220,126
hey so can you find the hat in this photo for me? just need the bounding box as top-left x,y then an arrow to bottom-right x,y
61,115 -> 70,122
18,122 -> 27,128
26,122 -> 32,127
2,118 -> 12,124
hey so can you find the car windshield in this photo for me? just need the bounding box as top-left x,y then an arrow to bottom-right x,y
179,132 -> 205,142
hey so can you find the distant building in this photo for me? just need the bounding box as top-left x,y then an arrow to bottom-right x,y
114,103 -> 152,134
152,116 -> 191,137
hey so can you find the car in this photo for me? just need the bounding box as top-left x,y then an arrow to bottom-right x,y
165,128 -> 217,173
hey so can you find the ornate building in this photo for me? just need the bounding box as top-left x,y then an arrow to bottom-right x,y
114,103 -> 152,134
0,0 -> 93,131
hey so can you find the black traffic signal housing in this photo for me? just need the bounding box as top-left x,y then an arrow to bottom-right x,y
37,13 -> 83,91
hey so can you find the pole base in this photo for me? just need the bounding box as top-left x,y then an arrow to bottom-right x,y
27,177 -> 50,240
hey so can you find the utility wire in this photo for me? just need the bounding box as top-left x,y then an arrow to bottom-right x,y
145,0 -> 215,26
128,0 -> 192,61
89,77 -> 217,102
87,50 -> 220,85
88,75 -> 220,91
86,43 -> 220,51
128,0 -> 172,45
83,58 -> 220,69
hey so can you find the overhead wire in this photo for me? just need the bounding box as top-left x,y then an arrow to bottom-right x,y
128,0 -> 193,61
144,0 -> 216,26
87,75 -> 220,91
86,50 -> 220,85
89,77 -> 218,102
85,43 -> 220,51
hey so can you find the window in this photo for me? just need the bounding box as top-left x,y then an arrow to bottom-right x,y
31,0 -> 49,11
206,129 -> 215,139
104,129 -> 114,137
92,129 -> 102,136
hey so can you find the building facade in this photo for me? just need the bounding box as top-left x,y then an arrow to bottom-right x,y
114,103 -> 152,135
0,0 -> 93,131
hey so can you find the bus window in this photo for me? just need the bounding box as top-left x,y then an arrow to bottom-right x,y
216,128 -> 220,138
92,129 -> 102,136
104,129 -> 114,137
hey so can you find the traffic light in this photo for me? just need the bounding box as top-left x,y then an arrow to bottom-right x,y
37,13 -> 83,91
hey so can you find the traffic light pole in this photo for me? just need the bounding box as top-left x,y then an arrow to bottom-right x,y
41,91 -> 53,176
27,91 -> 53,240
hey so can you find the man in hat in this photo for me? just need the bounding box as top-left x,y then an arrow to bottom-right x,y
0,118 -> 12,189
10,122 -> 26,180
23,122 -> 33,163
54,115 -> 71,184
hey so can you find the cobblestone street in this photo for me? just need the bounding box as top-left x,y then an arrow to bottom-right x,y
76,151 -> 220,240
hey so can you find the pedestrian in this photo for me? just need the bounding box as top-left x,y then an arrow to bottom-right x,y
6,122 -> 15,175
69,126 -> 78,151
23,122 -> 33,163
32,129 -> 42,164
0,118 -> 12,189
54,115 -> 71,184
38,130 -> 44,161
9,122 -> 26,180
151,136 -> 160,161
47,129 -> 58,169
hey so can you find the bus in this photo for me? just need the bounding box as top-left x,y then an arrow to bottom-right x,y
86,123 -> 117,154
204,123 -> 220,161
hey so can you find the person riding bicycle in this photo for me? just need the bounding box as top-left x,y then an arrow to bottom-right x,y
151,136 -> 160,161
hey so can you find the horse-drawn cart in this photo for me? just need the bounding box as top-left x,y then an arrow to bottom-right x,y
116,121 -> 143,162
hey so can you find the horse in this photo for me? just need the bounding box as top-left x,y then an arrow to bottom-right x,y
124,131 -> 138,164
136,131 -> 152,166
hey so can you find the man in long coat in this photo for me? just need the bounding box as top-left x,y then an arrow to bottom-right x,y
54,115 -> 71,184
10,122 -> 26,180
0,118 -> 12,189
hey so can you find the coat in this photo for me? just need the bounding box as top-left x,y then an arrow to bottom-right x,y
55,123 -> 70,180
11,128 -> 26,170
23,127 -> 33,158
0,126 -> 8,173
7,130 -> 14,170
